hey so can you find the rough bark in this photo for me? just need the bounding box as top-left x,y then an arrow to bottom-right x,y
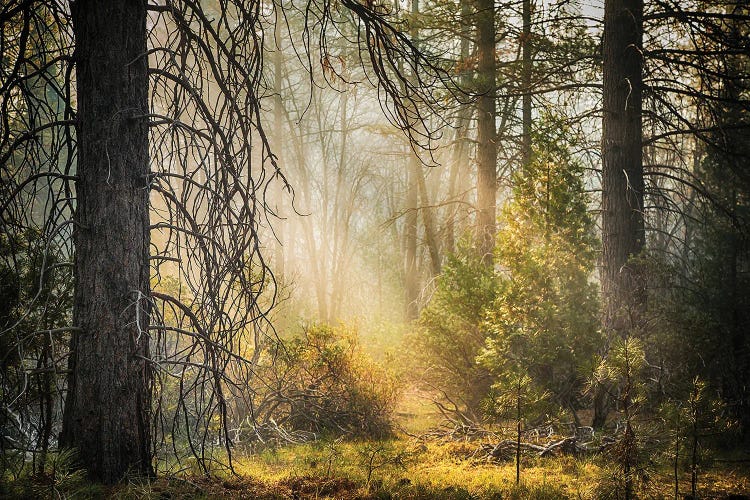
601,0 -> 645,336
60,0 -> 152,482
475,0 -> 497,263
596,0 -> 644,430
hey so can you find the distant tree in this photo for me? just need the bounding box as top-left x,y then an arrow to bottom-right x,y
474,0 -> 498,263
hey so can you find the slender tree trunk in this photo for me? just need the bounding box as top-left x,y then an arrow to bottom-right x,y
417,166 -> 441,276
674,412 -> 680,500
622,346 -> 635,500
521,0 -> 532,168
273,10 -> 285,277
405,153 -> 420,320
36,338 -> 53,474
444,0 -> 473,256
601,0 -> 645,335
691,387 -> 699,499
516,378 -> 522,485
403,0 -> 422,320
60,0 -> 152,483
445,109 -> 471,256
475,0 -> 497,263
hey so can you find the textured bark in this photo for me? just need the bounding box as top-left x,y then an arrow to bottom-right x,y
475,0 -> 497,263
60,0 -> 152,483
601,0 -> 645,336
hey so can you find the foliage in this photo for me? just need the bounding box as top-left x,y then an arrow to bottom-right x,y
0,228 -> 72,369
645,134 -> 750,440
0,448 -> 105,499
481,372 -> 555,428
355,440 -> 412,485
480,127 -> 601,418
415,127 -> 601,426
411,239 -> 496,419
0,228 -> 72,474
258,324 -> 400,439
592,337 -> 647,499
659,376 -> 738,498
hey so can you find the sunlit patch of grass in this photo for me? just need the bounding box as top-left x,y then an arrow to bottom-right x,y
235,439 -> 410,485
406,449 -> 589,499
232,437 -> 599,499
393,387 -> 444,435
231,436 -> 750,499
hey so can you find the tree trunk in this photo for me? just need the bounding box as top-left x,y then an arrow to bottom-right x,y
403,0 -> 422,320
417,165 -> 441,276
601,0 -> 645,337
273,11 -> 285,278
521,0 -> 532,168
405,154 -> 420,320
444,0 -> 473,256
60,0 -> 152,483
475,0 -> 497,264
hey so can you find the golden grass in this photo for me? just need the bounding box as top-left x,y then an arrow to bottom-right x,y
3,438 -> 749,499
229,436 -> 750,499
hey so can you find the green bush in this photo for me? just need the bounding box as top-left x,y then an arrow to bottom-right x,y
410,241 -> 496,420
263,323 -> 400,438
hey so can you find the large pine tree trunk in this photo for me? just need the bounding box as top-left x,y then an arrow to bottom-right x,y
596,0 -> 645,429
475,0 -> 497,263
601,0 -> 645,335
60,0 -> 152,482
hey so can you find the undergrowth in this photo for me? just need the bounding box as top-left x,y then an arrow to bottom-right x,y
2,438 -> 749,499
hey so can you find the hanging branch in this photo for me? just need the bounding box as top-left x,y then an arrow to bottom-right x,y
2,0 -> 458,475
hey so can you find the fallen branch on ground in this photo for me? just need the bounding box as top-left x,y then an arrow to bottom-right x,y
476,436 -> 618,461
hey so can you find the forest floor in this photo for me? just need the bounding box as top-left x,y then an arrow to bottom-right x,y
4,390 -> 750,499
215,391 -> 750,500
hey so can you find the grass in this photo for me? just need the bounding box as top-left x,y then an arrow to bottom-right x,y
3,389 -> 750,499
231,437 -> 749,499
3,436 -> 750,499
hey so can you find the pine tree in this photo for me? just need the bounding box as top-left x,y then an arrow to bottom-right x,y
480,123 -> 600,418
